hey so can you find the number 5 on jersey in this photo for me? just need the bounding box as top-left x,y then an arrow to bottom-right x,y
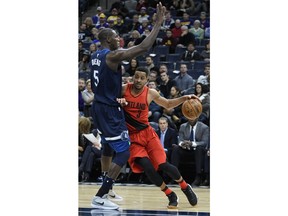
93,70 -> 99,87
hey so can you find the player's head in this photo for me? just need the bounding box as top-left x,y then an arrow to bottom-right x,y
133,67 -> 149,90
97,28 -> 120,50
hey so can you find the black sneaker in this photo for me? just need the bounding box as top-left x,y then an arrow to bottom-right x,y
182,184 -> 198,206
166,191 -> 179,209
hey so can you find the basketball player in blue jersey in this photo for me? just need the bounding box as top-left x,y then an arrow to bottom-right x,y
89,3 -> 166,210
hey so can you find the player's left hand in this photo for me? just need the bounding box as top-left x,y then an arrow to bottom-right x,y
116,98 -> 128,106
185,94 -> 201,103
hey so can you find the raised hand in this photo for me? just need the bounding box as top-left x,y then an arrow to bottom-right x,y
155,2 -> 166,25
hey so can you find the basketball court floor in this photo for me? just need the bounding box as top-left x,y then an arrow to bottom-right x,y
79,183 -> 210,216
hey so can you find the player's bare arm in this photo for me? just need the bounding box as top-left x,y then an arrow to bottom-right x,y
107,3 -> 166,65
151,89 -> 198,109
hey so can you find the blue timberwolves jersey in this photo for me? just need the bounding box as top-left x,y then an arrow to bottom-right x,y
90,48 -> 122,106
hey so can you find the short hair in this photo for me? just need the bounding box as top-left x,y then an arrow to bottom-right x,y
97,28 -> 114,42
159,116 -> 168,123
135,66 -> 149,77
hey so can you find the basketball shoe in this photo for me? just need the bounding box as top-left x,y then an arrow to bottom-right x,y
91,194 -> 119,210
166,191 -> 179,209
182,184 -> 198,206
108,189 -> 123,201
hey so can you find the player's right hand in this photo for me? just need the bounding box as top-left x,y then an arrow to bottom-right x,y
155,2 -> 166,25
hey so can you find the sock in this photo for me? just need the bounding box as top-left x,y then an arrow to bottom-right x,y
102,171 -> 108,178
96,176 -> 114,197
162,186 -> 173,196
178,179 -> 188,190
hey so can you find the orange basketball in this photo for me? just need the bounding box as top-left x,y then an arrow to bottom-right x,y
182,99 -> 202,120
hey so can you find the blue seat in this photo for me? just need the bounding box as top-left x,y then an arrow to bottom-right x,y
138,61 -> 146,67
175,46 -> 186,55
195,46 -> 205,53
193,61 -> 208,70
152,45 -> 169,60
166,53 -> 181,62
187,69 -> 205,80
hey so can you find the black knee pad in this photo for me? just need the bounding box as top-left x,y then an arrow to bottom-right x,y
159,162 -> 181,180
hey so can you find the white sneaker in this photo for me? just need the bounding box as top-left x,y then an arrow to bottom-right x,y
91,194 -> 119,210
108,189 -> 123,201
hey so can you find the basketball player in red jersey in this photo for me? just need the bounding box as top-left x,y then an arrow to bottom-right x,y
118,67 -> 199,208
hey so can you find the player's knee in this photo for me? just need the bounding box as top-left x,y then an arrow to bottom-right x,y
113,150 -> 130,167
158,162 -> 170,171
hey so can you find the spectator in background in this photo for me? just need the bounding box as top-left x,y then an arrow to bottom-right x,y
158,71 -> 177,99
171,19 -> 183,40
92,6 -> 104,25
79,23 -> 88,41
156,117 -> 178,163
107,8 -> 121,25
173,63 -> 195,95
78,50 -> 91,72
78,78 -> 86,117
167,0 -> 181,15
145,56 -> 155,72
161,10 -> 175,31
138,6 -> 150,23
161,29 -> 178,54
90,27 -> 99,42
127,14 -> 141,34
114,15 -> 128,36
148,80 -> 163,123
83,17 -> 94,38
126,58 -> 139,77
171,117 -> 209,187
177,25 -> 195,48
200,40 -> 210,61
148,70 -> 158,84
78,116 -> 92,173
189,20 -> 204,40
124,0 -> 138,18
110,0 -> 129,18
89,43 -> 97,55
163,86 -> 186,129
181,12 -> 194,28
199,11 -> 210,30
136,0 -> 149,12
195,1 -> 210,17
79,40 -> 87,62
138,18 -> 152,35
82,79 -> 94,118
194,82 -> 210,126
197,63 -> 210,86
79,119 -> 102,182
96,13 -> 109,29
181,43 -> 203,62
122,72 -> 133,84
125,30 -> 141,48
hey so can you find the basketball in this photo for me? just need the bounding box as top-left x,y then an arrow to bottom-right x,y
182,99 -> 202,120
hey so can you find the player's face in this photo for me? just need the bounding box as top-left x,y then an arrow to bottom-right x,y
109,30 -> 120,50
133,71 -> 148,90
